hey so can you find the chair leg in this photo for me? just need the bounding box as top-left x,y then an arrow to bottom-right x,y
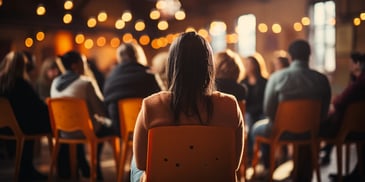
90,142 -> 97,182
14,138 -> 24,182
69,144 -> 78,180
345,143 -> 350,175
48,140 -> 60,182
110,138 -> 120,172
252,139 -> 260,177
47,135 -> 53,154
336,144 -> 343,182
356,143 -> 363,178
269,144 -> 276,182
117,141 -> 128,182
312,142 -> 321,182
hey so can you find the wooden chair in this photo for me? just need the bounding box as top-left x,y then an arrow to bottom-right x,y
252,99 -> 322,182
320,100 -> 365,182
0,97 -> 52,182
145,125 -> 237,182
46,97 -> 120,182
116,98 -> 143,182
237,100 -> 247,181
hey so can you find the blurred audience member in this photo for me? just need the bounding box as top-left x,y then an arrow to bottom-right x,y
320,51 -> 365,181
0,51 -> 51,180
272,56 -> 289,72
130,32 -> 244,182
214,49 -> 247,108
150,51 -> 169,91
50,50 -> 112,180
251,40 -> 331,181
22,51 -> 37,87
35,57 -> 60,101
103,42 -> 160,136
240,56 -> 267,129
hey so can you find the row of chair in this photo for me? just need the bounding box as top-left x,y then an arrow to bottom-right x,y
250,99 -> 365,182
1,97 -> 364,182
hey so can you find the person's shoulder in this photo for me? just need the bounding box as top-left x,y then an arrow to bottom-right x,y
144,91 -> 171,104
211,91 -> 237,102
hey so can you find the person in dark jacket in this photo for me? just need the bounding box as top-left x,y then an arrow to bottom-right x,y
0,51 -> 51,180
103,42 -> 160,136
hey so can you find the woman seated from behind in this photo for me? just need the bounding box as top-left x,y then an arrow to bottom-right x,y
130,32 -> 244,182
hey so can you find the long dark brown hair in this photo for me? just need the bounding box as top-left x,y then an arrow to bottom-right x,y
167,32 -> 215,124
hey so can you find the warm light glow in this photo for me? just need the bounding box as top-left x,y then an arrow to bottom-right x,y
157,37 -> 168,48
64,0 -> 73,10
258,23 -> 268,33
227,33 -> 238,44
75,34 -> 85,44
198,28 -> 209,39
272,23 -> 282,33
151,39 -> 160,49
110,37 -> 120,48
97,11 -> 107,22
156,1 -> 166,9
122,33 -> 133,43
157,20 -> 168,30
84,39 -> 94,49
36,31 -> 45,41
135,20 -> 145,31
96,37 -> 106,47
353,17 -> 361,26
36,4 -> 46,16
209,21 -> 227,36
55,31 -> 73,55
175,10 -> 185,20
293,22 -> 303,31
301,17 -> 311,26
166,33 -> 175,44
329,18 -> 336,26
25,37 -> 33,47
185,27 -> 196,33
63,13 -> 72,24
150,9 -> 160,20
87,17 -> 97,28
0,0 -> 3,7
115,19 -> 125,29
360,12 -> 365,20
139,35 -> 150,46
122,11 -> 132,22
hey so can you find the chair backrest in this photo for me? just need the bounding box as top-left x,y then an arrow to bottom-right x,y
272,99 -> 322,140
238,100 -> 246,118
0,97 -> 23,137
46,97 -> 95,139
118,98 -> 143,140
338,100 -> 365,140
146,125 -> 236,182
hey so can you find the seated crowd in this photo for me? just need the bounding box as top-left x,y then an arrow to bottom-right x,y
0,32 -> 364,182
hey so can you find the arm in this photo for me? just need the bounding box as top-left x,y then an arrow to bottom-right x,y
133,100 -> 149,170
263,76 -> 279,122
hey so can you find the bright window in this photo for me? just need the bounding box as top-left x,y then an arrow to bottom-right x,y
237,14 -> 256,57
309,0 -> 336,73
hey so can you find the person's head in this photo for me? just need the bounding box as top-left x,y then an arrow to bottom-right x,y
59,50 -> 84,75
116,42 -> 147,65
215,49 -> 244,83
38,57 -> 60,83
151,51 -> 169,91
167,31 -> 215,123
273,56 -> 289,72
350,51 -> 365,76
245,56 -> 262,78
0,51 -> 28,92
288,39 -> 311,62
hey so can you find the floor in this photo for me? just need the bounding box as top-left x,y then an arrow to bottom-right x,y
0,138 -> 359,182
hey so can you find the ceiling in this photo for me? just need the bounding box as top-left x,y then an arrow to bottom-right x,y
0,0 -> 241,36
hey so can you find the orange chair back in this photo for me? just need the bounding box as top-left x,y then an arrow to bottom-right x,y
338,100 -> 365,140
118,98 -> 143,140
47,97 -> 95,139
272,99 -> 321,140
146,126 -> 236,182
0,98 -> 23,137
